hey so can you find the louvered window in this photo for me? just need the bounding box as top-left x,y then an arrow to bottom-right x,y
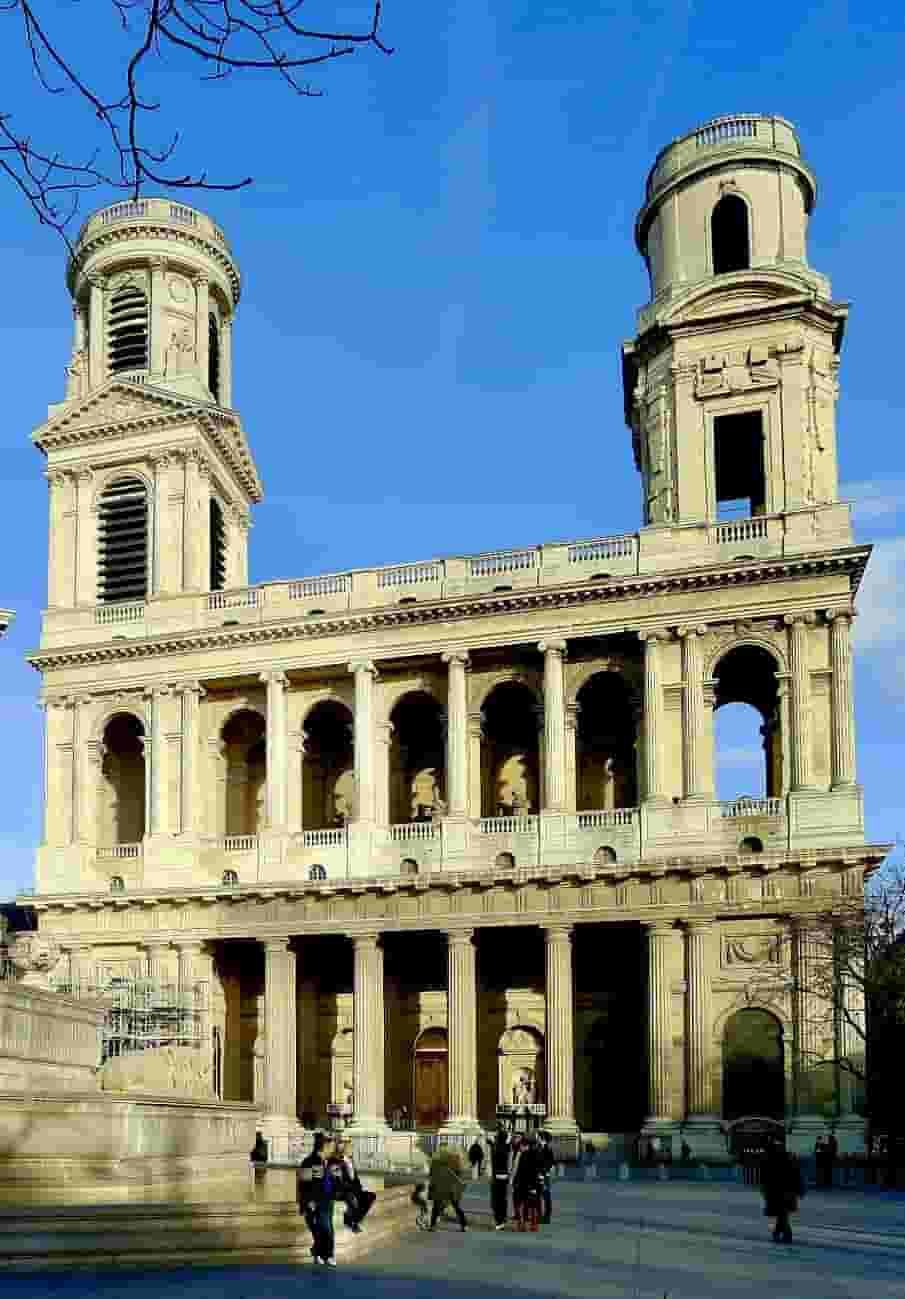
97,476 -> 149,602
208,313 -> 221,401
107,284 -> 149,374
209,498 -> 226,591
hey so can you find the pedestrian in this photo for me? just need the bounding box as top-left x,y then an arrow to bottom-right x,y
468,1137 -> 485,1180
825,1133 -> 838,1189
299,1132 -> 339,1266
760,1138 -> 805,1244
428,1145 -> 468,1232
489,1126 -> 511,1230
538,1131 -> 555,1224
512,1133 -> 544,1232
335,1141 -> 376,1233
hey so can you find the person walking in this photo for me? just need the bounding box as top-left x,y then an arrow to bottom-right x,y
428,1145 -> 468,1232
489,1127 -> 511,1230
538,1131 -> 555,1225
760,1139 -> 805,1244
512,1133 -> 544,1232
299,1133 -> 339,1265
468,1137 -> 485,1180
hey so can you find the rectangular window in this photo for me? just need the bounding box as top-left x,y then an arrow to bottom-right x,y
714,411 -> 766,520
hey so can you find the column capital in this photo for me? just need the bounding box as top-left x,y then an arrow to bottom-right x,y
676,623 -> 708,639
172,939 -> 204,954
349,930 -> 382,948
683,916 -> 718,932
259,670 -> 288,688
825,607 -> 855,625
783,611 -> 817,628
176,680 -> 206,699
538,639 -> 567,658
441,650 -> 470,667
261,936 -> 293,954
348,659 -> 378,678
642,919 -> 676,935
638,627 -> 670,644
143,940 -> 171,954
542,923 -> 573,942
445,928 -> 475,946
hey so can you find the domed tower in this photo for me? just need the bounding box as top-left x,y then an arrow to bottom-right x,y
35,199 -> 261,615
622,115 -> 850,541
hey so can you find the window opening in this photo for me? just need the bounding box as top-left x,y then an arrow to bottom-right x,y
711,194 -> 750,274
222,869 -> 239,886
714,411 -> 766,520
209,498 -> 227,591
110,875 -> 125,893
208,312 -> 221,401
107,283 -> 149,373
309,864 -> 327,881
97,477 -> 149,602
714,646 -> 781,800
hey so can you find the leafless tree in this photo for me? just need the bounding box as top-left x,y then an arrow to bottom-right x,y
0,0 -> 392,245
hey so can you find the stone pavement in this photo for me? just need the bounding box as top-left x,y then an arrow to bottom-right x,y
3,1179 -> 904,1298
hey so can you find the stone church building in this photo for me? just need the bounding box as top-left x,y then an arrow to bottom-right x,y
13,115 -> 887,1157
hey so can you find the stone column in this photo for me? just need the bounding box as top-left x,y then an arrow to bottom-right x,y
374,721 -> 393,829
182,451 -> 203,592
678,625 -> 711,801
348,661 -> 378,824
263,938 -> 297,1120
442,652 -> 470,818
220,315 -> 233,408
46,471 -> 73,608
639,631 -> 669,804
791,920 -> 825,1117
88,274 -> 105,389
348,933 -> 388,1132
177,682 -> 203,835
287,730 -> 305,835
539,641 -> 567,812
683,921 -> 722,1148
73,697 -> 98,845
827,610 -> 857,789
785,614 -> 817,791
644,920 -> 675,1128
564,703 -> 580,813
144,942 -> 171,984
467,711 -> 484,819
441,929 -> 479,1132
261,671 -> 288,830
543,924 -> 577,1134
145,686 -> 171,836
74,469 -> 97,606
194,273 -> 210,391
148,258 -> 167,377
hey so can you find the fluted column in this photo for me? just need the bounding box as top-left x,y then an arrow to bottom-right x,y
640,631 -> 669,804
827,610 -> 857,789
348,661 -> 378,824
182,451 -> 203,591
220,316 -> 233,408
194,273 -> 210,392
74,469 -> 97,606
467,711 -> 484,819
644,920 -> 674,1125
46,471 -> 74,608
443,929 -> 479,1130
261,671 -> 288,830
348,933 -> 388,1131
88,274 -> 105,389
374,722 -> 393,828
684,920 -> 715,1117
442,652 -> 470,818
539,641 -> 567,811
144,686 -> 171,836
144,942 -> 171,983
73,697 -> 97,845
177,682 -> 203,834
263,938 -> 297,1119
149,258 -> 167,377
544,924 -> 578,1133
785,613 -> 817,791
564,703 -> 579,813
287,730 -> 305,834
678,625 -> 711,800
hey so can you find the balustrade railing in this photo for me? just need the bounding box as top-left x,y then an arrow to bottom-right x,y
576,808 -> 636,828
288,574 -> 348,599
478,815 -> 537,835
695,116 -> 757,148
208,588 -> 260,611
713,517 -> 768,545
377,562 -> 443,588
96,843 -> 142,859
470,549 -> 537,578
390,822 -> 438,841
568,536 -> 635,565
95,601 -> 145,624
720,797 -> 784,820
301,828 -> 346,847
222,834 -> 258,852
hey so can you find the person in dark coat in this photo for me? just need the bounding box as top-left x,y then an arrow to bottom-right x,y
537,1131 -> 555,1225
468,1138 -> 485,1179
428,1146 -> 468,1231
489,1127 -> 511,1230
335,1142 -> 376,1233
760,1139 -> 805,1243
512,1134 -> 544,1231
299,1133 -> 339,1265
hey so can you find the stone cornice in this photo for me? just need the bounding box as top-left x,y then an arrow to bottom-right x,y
68,221 -> 240,305
27,545 -> 870,674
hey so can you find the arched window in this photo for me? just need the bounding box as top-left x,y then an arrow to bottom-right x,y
107,282 -> 149,373
309,863 -> 327,881
208,312 -> 221,401
100,714 -> 146,845
110,875 -> 125,893
400,858 -> 418,876
222,868 -> 239,886
97,476 -> 149,603
711,194 -> 750,274
209,498 -> 226,591
739,835 -> 764,854
722,1008 -> 784,1120
594,845 -> 617,865
714,646 -> 781,800
302,701 -> 354,830
389,691 -> 445,823
221,711 -> 266,836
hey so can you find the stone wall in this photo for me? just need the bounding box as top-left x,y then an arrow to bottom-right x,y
0,983 -> 104,1093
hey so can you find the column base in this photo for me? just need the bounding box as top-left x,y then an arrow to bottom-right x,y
438,1116 -> 485,1140
679,1117 -> 729,1162
785,1113 -> 830,1157
542,1116 -> 580,1136
344,1116 -> 391,1137
257,1115 -> 305,1163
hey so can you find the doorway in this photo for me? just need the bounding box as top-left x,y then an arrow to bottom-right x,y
414,1027 -> 448,1128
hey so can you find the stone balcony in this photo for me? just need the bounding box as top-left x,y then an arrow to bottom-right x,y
39,504 -> 853,650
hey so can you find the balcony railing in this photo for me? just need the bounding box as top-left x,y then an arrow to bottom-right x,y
568,536 -> 635,565
713,517 -> 769,545
301,828 -> 346,848
478,816 -> 537,835
289,575 -> 348,599
222,834 -> 258,852
470,549 -> 537,578
208,588 -> 259,611
390,823 -> 439,842
95,601 -> 145,624
576,809 -> 637,829
378,563 -> 442,589
720,798 -> 784,820
96,843 -> 142,859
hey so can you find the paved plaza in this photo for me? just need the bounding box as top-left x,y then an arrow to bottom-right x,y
3,1179 -> 904,1298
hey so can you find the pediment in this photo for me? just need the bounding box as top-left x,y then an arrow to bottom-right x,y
659,271 -> 817,329
34,380 -> 211,443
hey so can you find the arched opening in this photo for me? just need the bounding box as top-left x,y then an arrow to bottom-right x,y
495,851 -> 515,869
722,1008 -> 785,1120
110,875 -> 125,893
208,312 -> 221,401
107,282 -> 149,373
594,845 -> 617,865
302,700 -> 354,829
498,1026 -> 544,1108
576,673 -> 638,810
389,692 -> 445,822
400,858 -> 419,876
309,863 -> 327,881
221,710 -> 266,836
100,713 -> 146,845
97,476 -> 149,603
209,499 -> 226,591
739,835 -> 764,854
222,868 -> 239,886
714,646 -> 782,800
711,194 -> 750,274
413,1026 -> 448,1128
481,681 -> 539,817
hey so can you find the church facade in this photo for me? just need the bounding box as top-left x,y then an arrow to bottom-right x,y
17,116 -> 887,1156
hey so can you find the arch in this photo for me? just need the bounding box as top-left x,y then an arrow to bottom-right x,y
107,281 -> 149,373
480,680 -> 540,817
567,659 -> 639,708
99,712 -> 146,845
302,699 -> 354,829
389,690 -> 445,823
576,671 -> 638,811
498,1025 -> 544,1108
739,835 -> 764,854
713,644 -> 783,799
413,1026 -> 448,1128
474,671 -> 541,713
109,875 -> 125,893
400,858 -> 419,876
97,476 -> 149,603
221,709 -> 266,836
208,312 -> 221,401
711,193 -> 751,274
594,845 -> 617,865
722,1008 -> 785,1121
209,498 -> 226,591
222,868 -> 239,885
495,851 -> 515,869
308,863 -> 327,881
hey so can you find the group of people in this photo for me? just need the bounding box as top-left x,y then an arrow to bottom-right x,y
298,1132 -> 377,1266
423,1129 -> 555,1233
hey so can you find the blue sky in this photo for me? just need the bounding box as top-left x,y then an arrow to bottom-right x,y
0,0 -> 903,895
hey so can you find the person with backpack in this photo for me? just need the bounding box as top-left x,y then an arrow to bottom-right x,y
299,1133 -> 339,1265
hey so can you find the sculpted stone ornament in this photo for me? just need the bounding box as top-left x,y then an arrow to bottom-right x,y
9,933 -> 62,989
98,1044 -> 214,1098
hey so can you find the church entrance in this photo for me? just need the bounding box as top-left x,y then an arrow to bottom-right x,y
413,1027 -> 448,1128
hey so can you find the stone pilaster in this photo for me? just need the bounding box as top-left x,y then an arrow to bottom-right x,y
220,316 -> 233,408
261,671 -> 288,830
467,711 -> 484,819
182,451 -> 203,592
347,932 -> 388,1133
643,920 -> 675,1130
176,682 -> 203,835
194,273 -> 210,391
262,937 -> 297,1120
442,652 -> 470,818
144,686 -> 172,836
827,610 -> 857,789
544,924 -> 578,1135
639,631 -> 669,804
564,703 -> 579,813
348,661 -> 378,824
144,942 -> 171,983
74,469 -> 97,606
790,919 -> 825,1118
441,929 -> 480,1133
149,257 -> 167,377
88,274 -> 105,389
46,471 -> 74,608
681,919 -> 724,1154
785,613 -> 817,791
374,721 -> 393,829
539,641 -> 567,812
72,697 -> 96,845
678,625 -> 711,801
287,730 -> 305,834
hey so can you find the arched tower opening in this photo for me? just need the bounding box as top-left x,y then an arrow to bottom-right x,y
100,713 -> 146,845
208,311 -> 221,401
302,700 -> 354,829
209,498 -> 227,591
711,193 -> 750,274
221,710 -> 266,836
389,691 -> 445,822
576,672 -> 638,810
713,645 -> 782,799
107,280 -> 149,374
480,681 -> 539,817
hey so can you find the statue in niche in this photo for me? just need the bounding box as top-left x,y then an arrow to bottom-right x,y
65,349 -> 86,400
602,757 -> 616,811
166,325 -> 195,375
252,1033 -> 266,1103
512,1070 -> 536,1106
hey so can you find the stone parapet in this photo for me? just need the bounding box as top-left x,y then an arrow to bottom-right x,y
0,984 -> 104,1093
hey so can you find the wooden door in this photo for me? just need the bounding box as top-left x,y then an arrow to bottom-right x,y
415,1053 -> 448,1128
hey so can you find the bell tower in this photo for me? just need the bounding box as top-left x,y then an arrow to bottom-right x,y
35,199 -> 261,616
623,115 -> 850,541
